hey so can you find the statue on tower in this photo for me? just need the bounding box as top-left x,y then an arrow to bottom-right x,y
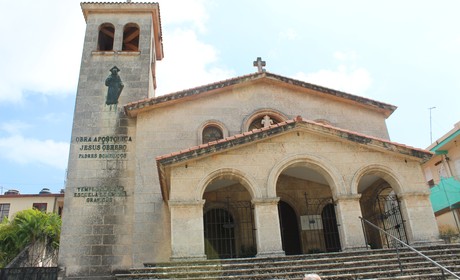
105,66 -> 124,105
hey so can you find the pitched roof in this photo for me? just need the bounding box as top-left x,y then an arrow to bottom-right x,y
156,116 -> 432,167
124,71 -> 397,117
156,116 -> 431,201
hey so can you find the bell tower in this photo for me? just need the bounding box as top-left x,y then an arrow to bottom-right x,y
59,2 -> 163,279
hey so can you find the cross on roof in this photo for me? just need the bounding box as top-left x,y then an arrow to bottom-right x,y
253,57 -> 266,73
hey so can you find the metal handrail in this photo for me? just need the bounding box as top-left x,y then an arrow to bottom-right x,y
359,216 -> 460,279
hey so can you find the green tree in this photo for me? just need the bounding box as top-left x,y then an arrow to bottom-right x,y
0,209 -> 61,268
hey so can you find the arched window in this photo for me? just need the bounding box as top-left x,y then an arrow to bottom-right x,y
243,109 -> 288,132
122,23 -> 140,51
97,23 -> 115,51
202,125 -> 223,144
248,115 -> 281,131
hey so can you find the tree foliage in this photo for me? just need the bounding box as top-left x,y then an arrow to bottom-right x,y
0,209 -> 61,268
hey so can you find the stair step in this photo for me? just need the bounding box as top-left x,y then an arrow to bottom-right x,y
115,244 -> 460,280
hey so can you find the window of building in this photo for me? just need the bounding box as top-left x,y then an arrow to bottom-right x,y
122,23 -> 140,51
244,109 -> 287,132
202,125 -> 224,144
97,23 -> 115,51
0,203 -> 10,220
248,115 -> 280,131
33,203 -> 47,212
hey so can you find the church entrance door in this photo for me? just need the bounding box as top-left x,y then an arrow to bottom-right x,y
278,201 -> 302,255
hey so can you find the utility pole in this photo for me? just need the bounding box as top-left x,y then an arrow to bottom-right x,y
429,107 -> 436,144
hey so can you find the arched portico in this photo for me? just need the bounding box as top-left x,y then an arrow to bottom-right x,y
201,169 -> 257,259
269,154 -> 366,252
195,168 -> 284,259
353,163 -> 439,247
354,165 -> 408,249
266,154 -> 345,198
195,168 -> 261,201
351,164 -> 405,196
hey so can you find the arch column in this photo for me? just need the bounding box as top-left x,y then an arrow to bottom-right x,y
252,197 -> 285,257
169,200 -> 206,261
335,194 -> 367,250
398,192 -> 442,245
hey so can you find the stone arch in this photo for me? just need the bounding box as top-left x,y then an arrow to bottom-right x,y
197,120 -> 229,144
196,168 -> 261,201
242,108 -> 288,132
97,23 -> 115,51
267,154 -> 345,199
351,164 -> 405,196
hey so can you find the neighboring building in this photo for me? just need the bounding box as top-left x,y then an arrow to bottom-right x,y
425,121 -> 460,233
59,2 -> 440,279
0,188 -> 64,221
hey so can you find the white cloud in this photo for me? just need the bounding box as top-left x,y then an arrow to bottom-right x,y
294,52 -> 372,95
156,28 -> 234,95
154,0 -> 234,95
0,121 -> 31,136
0,0 -> 226,102
158,0 -> 210,32
0,1 -> 85,103
334,51 -> 357,61
279,28 -> 299,41
0,135 -> 69,170
0,121 -> 69,170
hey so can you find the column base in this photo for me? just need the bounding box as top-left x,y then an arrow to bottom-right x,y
341,245 -> 369,252
170,255 -> 207,262
410,239 -> 445,247
256,250 -> 285,258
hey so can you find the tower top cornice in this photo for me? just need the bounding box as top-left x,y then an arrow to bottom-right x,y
81,2 -> 163,60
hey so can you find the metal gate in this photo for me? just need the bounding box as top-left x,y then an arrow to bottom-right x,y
203,201 -> 256,259
302,195 -> 341,253
363,194 -> 408,249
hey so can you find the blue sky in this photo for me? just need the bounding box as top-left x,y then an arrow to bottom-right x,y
1,0 -> 459,194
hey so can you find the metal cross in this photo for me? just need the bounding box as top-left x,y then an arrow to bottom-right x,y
253,57 -> 266,73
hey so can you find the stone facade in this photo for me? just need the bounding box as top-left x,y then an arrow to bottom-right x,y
59,2 -> 440,279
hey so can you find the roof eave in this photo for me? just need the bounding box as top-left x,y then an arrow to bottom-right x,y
125,72 -> 397,118
156,117 -> 432,168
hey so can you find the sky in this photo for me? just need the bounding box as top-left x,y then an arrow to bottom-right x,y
0,0 -> 459,194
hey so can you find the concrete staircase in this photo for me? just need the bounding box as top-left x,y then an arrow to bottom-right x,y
115,244 -> 460,280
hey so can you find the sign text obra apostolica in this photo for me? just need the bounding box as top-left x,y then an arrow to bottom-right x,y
76,135 -> 131,159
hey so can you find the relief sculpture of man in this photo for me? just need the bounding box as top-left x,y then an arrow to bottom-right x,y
105,66 -> 124,105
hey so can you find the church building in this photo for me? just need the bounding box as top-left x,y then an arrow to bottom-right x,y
59,2 -> 440,279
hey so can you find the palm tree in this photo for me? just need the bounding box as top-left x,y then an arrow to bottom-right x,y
0,209 -> 61,268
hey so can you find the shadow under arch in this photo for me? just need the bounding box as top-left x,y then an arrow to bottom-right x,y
195,168 -> 261,201
351,164 -> 405,196
266,154 -> 345,199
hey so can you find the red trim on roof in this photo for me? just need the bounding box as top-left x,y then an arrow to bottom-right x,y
156,116 -> 431,164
